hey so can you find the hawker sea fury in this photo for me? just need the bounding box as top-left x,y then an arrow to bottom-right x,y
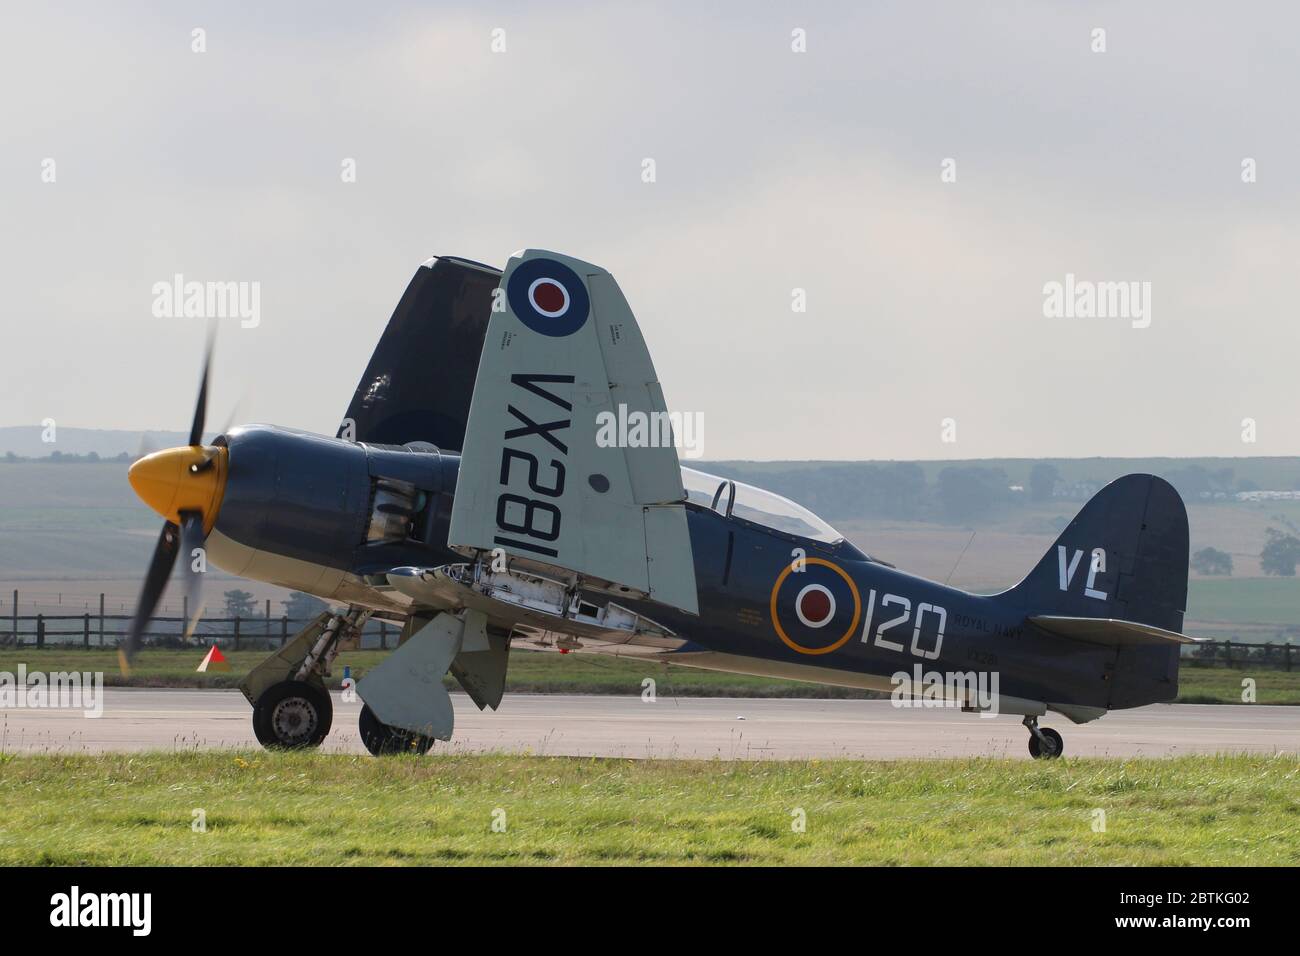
122,250 -> 1198,758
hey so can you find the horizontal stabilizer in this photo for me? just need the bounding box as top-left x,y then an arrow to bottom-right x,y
1029,615 -> 1202,647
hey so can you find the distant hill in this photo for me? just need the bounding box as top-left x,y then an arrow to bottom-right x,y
701,458 -> 1300,529
0,426 -> 203,459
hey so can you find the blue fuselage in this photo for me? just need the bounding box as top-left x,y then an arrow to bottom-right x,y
208,424 -> 1168,715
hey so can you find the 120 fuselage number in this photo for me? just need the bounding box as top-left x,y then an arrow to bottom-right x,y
861,589 -> 946,661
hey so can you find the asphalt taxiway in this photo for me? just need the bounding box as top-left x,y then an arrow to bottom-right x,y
2,689 -> 1296,759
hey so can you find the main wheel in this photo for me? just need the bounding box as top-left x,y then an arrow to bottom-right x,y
358,704 -> 435,756
253,680 -> 333,749
1028,726 -> 1064,760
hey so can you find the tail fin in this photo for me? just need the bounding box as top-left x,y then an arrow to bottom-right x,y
1009,474 -> 1189,707
1009,473 -> 1189,632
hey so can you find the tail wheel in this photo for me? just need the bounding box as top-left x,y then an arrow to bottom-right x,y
359,704 -> 435,756
253,680 -> 333,749
1028,727 -> 1064,760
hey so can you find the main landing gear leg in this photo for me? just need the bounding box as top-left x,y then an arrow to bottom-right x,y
240,608 -> 369,750
1023,715 -> 1064,760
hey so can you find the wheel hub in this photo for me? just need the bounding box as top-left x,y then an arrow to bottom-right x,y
271,697 -> 318,744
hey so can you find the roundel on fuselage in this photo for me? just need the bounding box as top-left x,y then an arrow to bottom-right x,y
506,258 -> 590,337
769,558 -> 861,656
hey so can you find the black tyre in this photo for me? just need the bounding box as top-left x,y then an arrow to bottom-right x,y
358,704 -> 435,756
1028,726 -> 1064,760
252,680 -> 333,749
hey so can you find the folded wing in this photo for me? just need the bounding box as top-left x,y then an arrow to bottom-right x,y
447,249 -> 698,614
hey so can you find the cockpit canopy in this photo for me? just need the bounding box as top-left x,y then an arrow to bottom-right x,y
680,466 -> 844,544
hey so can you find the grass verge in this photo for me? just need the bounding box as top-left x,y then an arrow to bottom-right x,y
0,751 -> 1295,865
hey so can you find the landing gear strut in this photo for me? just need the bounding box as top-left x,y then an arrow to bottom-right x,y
242,608 -> 369,750
1023,715 -> 1064,760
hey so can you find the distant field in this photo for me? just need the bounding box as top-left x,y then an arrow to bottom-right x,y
0,752 -> 1294,865
841,500 -> 1300,590
0,458 -> 296,608
0,461 -> 138,512
2,646 -> 1297,704
1187,578 -> 1300,626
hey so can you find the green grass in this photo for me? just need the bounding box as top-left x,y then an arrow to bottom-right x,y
1176,666 -> 1300,705
0,751 -> 1294,865
3,646 -> 1299,703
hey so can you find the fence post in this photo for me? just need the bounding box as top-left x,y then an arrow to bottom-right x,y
11,590 -> 16,644
98,593 -> 105,645
83,613 -> 90,648
281,616 -> 288,646
36,614 -> 44,649
380,621 -> 388,650
1286,644 -> 1293,673
233,616 -> 240,651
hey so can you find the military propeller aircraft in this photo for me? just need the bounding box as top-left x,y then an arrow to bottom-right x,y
122,250 -> 1196,759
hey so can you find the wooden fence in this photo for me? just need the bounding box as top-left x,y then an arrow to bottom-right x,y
0,613 -> 396,651
1183,639 -> 1296,671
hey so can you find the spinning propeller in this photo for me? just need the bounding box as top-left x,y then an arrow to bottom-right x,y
120,336 -> 229,674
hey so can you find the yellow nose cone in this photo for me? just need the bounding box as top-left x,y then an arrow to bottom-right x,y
128,445 -> 227,530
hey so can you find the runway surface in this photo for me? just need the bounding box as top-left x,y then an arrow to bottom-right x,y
1,690 -> 1297,758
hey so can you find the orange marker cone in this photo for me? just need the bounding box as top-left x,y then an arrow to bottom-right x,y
197,644 -> 231,673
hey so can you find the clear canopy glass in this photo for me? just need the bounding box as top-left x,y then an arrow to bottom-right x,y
680,466 -> 844,544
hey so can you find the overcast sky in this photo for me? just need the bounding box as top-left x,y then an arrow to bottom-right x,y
2,1 -> 1297,460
